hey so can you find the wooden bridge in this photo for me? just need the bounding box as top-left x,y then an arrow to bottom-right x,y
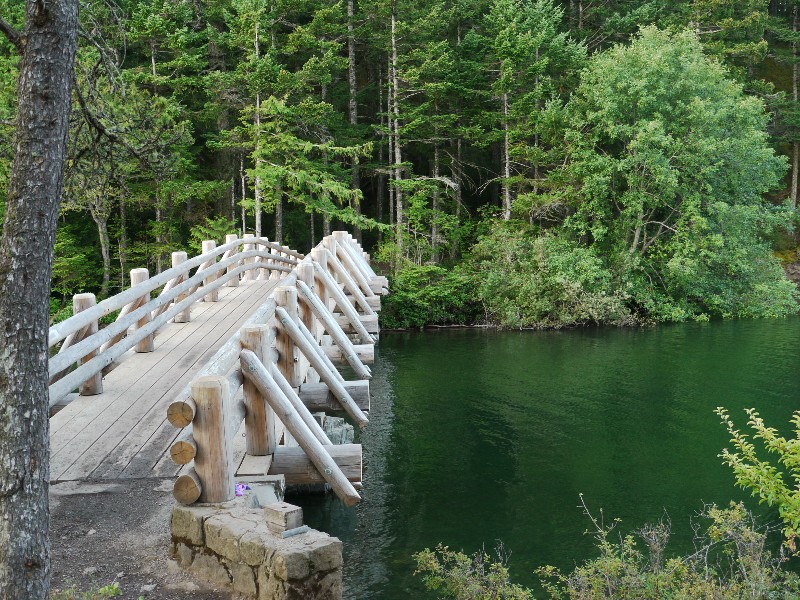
47,232 -> 387,507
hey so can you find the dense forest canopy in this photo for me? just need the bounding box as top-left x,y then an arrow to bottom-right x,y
2,0 -> 800,326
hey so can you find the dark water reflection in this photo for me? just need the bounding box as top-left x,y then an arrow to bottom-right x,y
297,321 -> 800,598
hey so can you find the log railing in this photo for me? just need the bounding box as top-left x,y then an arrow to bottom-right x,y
48,237 -> 303,407
165,232 -> 387,508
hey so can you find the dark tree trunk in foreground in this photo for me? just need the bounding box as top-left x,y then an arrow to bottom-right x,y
0,0 -> 78,597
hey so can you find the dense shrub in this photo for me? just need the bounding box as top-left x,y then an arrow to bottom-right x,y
380,264 -> 482,329
415,502 -> 800,599
467,224 -> 632,328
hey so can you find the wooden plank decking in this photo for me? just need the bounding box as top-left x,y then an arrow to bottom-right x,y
49,277 -> 283,482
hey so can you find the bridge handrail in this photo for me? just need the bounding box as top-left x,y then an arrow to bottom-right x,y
48,237 -> 301,347
47,258 -> 296,407
48,251 -> 293,377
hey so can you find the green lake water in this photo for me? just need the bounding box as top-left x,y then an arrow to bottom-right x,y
294,321 -> 800,598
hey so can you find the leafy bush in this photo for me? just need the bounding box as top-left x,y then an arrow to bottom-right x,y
380,264 -> 482,328
415,500 -> 800,599
717,407 -> 800,551
561,27 -> 797,322
537,501 -> 798,599
415,544 -> 532,600
467,224 -> 632,328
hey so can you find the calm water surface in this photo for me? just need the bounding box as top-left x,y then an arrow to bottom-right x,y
295,321 -> 800,598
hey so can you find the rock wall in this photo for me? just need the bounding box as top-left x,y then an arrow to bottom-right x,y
171,502 -> 342,599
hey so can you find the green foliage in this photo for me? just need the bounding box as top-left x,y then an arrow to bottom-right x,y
717,407 -> 800,552
468,223 -> 631,328
52,225 -> 102,301
538,501 -> 799,599
50,581 -> 123,599
561,26 -> 796,322
189,215 -> 237,254
379,263 -> 481,328
414,544 -> 532,599
0,0 -> 795,325
415,501 -> 800,599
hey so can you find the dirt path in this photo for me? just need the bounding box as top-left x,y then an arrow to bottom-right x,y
50,478 -> 234,599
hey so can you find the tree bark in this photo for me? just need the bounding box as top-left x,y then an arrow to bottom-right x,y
0,0 -> 78,597
376,64 -> 385,243
275,188 -> 283,244
391,6 -> 404,256
792,3 -> 798,208
240,155 -> 247,235
348,0 -> 362,244
432,143 -> 440,263
502,91 -> 512,220
118,196 -> 128,288
254,23 -> 263,239
450,137 -> 463,261
92,212 -> 111,298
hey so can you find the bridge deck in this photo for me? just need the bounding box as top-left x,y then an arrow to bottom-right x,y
49,278 -> 281,482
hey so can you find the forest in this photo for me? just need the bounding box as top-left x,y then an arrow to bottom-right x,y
2,0 -> 800,328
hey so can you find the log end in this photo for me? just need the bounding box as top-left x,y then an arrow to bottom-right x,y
342,492 -> 361,507
173,470 -> 202,505
167,399 -> 195,429
170,439 -> 197,465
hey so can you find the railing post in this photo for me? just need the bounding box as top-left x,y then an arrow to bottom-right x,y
74,293 -> 103,396
297,261 -> 316,336
270,247 -> 281,281
130,268 -> 154,353
274,286 -> 301,387
192,375 -> 234,503
201,240 -> 218,302
310,246 -> 330,311
258,236 -> 270,280
225,233 -> 240,288
243,235 -> 257,281
240,325 -> 277,455
172,251 -> 191,323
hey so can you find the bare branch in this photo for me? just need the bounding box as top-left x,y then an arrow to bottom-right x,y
0,17 -> 22,52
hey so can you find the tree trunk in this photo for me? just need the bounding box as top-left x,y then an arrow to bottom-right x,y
348,0 -> 362,244
155,201 -> 162,273
323,213 -> 331,236
240,155 -> 247,235
792,4 -> 798,208
254,23 -> 263,239
450,137 -> 462,262
386,56 -> 394,229
431,143 -> 440,263
275,188 -> 283,244
502,91 -> 512,220
118,196 -> 128,288
0,0 -> 78,597
92,211 -> 111,298
391,6 -> 404,256
230,176 -> 236,223
376,65 -> 385,243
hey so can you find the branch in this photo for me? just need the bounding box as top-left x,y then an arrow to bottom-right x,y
0,17 -> 22,52
72,73 -> 147,164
